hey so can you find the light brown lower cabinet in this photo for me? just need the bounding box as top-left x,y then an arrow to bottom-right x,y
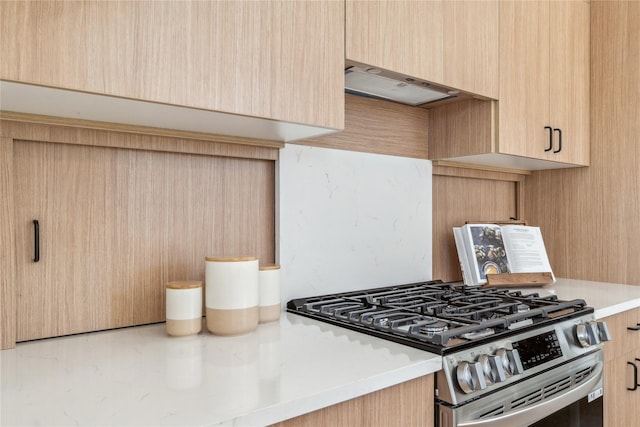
602,307 -> 640,426
12,139 -> 275,342
271,374 -> 434,427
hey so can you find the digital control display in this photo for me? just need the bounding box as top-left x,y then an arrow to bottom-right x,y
512,330 -> 563,370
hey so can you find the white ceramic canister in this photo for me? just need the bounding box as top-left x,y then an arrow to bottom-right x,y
205,256 -> 259,335
165,281 -> 203,337
258,264 -> 281,323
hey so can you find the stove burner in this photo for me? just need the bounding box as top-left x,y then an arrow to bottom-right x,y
421,321 -> 449,335
461,327 -> 495,340
517,304 -> 531,313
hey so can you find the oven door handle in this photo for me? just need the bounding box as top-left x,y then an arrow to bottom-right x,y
458,361 -> 603,427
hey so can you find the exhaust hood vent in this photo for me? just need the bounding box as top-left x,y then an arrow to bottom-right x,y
345,65 -> 456,106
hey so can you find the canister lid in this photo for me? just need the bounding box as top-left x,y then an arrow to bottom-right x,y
165,280 -> 203,289
259,264 -> 281,271
205,256 -> 258,262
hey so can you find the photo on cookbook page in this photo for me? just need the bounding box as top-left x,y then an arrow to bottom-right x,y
469,224 -> 511,280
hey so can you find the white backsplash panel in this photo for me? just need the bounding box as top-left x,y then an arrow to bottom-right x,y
278,144 -> 432,304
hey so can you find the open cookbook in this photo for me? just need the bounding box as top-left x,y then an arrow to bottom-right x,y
453,224 -> 555,286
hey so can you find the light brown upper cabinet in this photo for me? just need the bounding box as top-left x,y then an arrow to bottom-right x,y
499,0 -> 589,166
346,0 -> 498,100
428,1 -> 589,171
0,1 -> 344,133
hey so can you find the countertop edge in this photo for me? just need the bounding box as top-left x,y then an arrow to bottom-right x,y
595,299 -> 640,319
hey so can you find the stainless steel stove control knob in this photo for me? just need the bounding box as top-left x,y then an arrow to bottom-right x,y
576,321 -> 601,347
575,323 -> 592,347
456,361 -> 487,394
496,348 -> 524,377
478,354 -> 507,385
596,321 -> 612,342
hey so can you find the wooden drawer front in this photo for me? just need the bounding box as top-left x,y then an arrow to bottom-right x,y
603,308 -> 640,361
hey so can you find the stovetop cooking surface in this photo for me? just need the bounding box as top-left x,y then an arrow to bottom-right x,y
287,280 -> 592,354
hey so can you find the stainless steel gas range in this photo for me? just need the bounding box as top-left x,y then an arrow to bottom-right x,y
287,280 -> 610,427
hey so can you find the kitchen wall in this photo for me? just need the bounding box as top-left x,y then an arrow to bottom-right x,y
278,144 -> 432,302
525,0 -> 640,286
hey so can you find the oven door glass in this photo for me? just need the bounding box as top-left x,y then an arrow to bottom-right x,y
529,394 -> 602,427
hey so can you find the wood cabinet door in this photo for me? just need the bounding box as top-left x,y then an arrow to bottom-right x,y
442,1 -> 499,99
346,1 -> 498,99
548,0 -> 590,166
498,0 -> 551,160
603,308 -> 640,362
0,1 -> 344,130
603,309 -> 640,426
604,351 -> 640,427
13,141 -> 275,342
499,0 -> 589,165
346,0 -> 444,85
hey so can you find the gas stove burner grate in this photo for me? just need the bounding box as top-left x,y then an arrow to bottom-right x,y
287,280 -> 591,353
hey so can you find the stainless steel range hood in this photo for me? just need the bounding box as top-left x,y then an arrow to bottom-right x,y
345,63 -> 457,106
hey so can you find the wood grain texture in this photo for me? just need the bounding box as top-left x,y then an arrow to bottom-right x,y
442,1 -> 499,99
604,349 -> 640,427
0,119 -> 278,161
433,160 -> 531,177
428,1 -> 588,169
432,165 -> 529,182
13,140 -> 275,342
498,0 -> 550,159
602,308 -> 640,363
428,99 -> 494,159
296,94 -> 428,159
271,374 -> 434,427
548,0 -> 590,166
346,0 -> 444,87
602,308 -> 640,426
525,0 -> 640,285
0,0 -> 344,129
346,1 -> 498,98
0,137 -> 16,349
433,167 -> 521,282
498,0 -> 589,165
485,272 -> 554,288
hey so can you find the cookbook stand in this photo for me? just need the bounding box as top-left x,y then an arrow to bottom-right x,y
484,272 -> 554,288
464,219 -> 552,288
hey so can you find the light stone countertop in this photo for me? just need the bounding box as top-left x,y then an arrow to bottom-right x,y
2,278 -> 639,426
519,277 -> 640,319
0,313 -> 441,427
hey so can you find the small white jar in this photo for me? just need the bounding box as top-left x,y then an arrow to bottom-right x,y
205,256 -> 259,335
259,264 -> 281,323
165,281 -> 203,337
